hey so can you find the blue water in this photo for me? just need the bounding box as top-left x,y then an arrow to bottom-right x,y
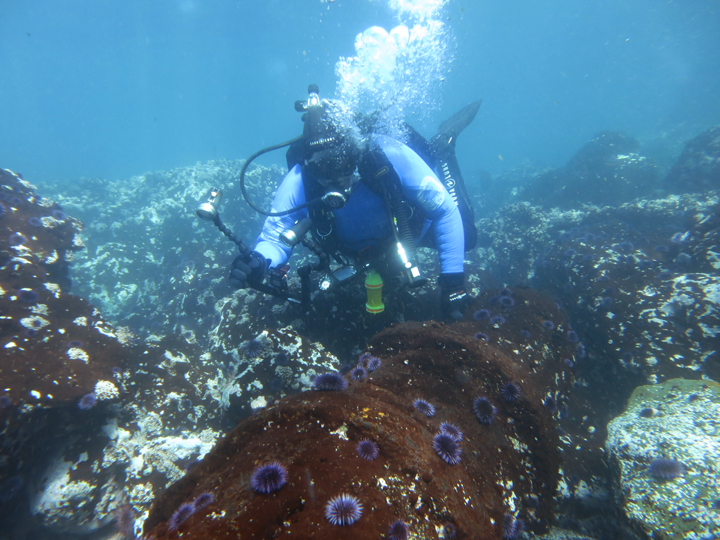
1,0 -> 719,183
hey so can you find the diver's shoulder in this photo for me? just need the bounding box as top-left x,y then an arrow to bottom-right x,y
373,133 -> 411,154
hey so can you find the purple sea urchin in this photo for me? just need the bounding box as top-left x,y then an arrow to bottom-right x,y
388,520 -> 410,540
168,502 -> 195,532
474,332 -> 489,341
439,422 -> 463,441
243,339 -> 263,358
473,396 -> 497,425
193,491 -> 215,510
490,315 -> 506,326
520,329 -> 532,339
274,352 -> 290,366
433,433 -> 462,465
351,366 -> 367,381
567,330 -> 579,343
313,372 -> 348,391
360,354 -> 382,371
542,320 -> 555,330
8,233 -> 25,246
502,514 -> 524,539
648,458 -> 684,480
367,357 -> 381,371
78,393 -> 97,410
500,296 -> 515,308
113,504 -> 135,538
442,523 -> 457,538
473,309 -> 491,321
250,462 -> 288,494
356,439 -> 379,461
543,396 -> 557,413
413,399 -> 435,417
325,494 -> 362,526
17,289 -> 38,303
501,382 -> 521,402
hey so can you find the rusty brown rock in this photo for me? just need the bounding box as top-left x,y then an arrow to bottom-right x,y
144,321 -> 560,539
0,168 -> 126,408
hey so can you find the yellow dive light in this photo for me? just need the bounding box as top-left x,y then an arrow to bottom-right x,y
365,270 -> 384,314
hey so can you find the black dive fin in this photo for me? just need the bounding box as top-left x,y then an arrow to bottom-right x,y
437,100 -> 482,142
431,100 -> 481,251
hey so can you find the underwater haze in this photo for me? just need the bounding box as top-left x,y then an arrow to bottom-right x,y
6,1 -> 720,539
1,0 -> 719,183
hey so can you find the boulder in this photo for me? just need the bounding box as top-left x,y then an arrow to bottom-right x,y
606,378 -> 720,539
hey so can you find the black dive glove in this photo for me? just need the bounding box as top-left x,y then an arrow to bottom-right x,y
438,272 -> 471,320
229,251 -> 270,289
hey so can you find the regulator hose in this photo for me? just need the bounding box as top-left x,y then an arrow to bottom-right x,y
384,178 -> 415,259
239,134 -> 309,217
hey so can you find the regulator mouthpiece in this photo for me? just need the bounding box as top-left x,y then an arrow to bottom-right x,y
322,190 -> 349,209
196,187 -> 223,221
295,84 -> 321,112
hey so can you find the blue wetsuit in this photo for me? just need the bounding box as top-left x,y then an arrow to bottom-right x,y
254,135 -> 465,275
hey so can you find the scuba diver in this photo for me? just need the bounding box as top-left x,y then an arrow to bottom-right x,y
227,85 -> 480,319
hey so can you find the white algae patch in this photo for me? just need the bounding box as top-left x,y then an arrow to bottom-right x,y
102,410 -> 219,486
94,380 -> 119,401
606,378 -> 720,539
19,315 -> 49,330
30,456 -> 122,532
66,347 -> 90,363
44,282 -> 62,298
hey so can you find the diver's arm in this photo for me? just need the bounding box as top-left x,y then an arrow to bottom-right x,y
254,165 -> 308,268
378,136 -> 465,273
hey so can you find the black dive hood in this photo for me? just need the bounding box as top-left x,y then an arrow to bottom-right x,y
239,84 -> 354,217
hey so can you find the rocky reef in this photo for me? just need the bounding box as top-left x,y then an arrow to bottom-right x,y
520,132 -> 658,210
3,124 -> 720,540
142,321 -> 561,539
0,168 -> 344,538
42,160 -> 283,341
665,125 -> 720,194
606,378 -> 720,539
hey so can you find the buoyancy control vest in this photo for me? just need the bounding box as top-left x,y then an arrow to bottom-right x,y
287,126 -> 476,257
